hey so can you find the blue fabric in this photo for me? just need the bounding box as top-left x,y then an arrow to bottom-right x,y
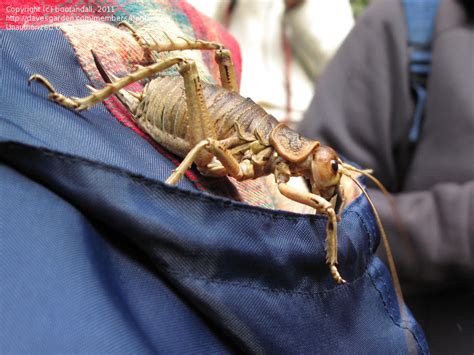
402,0 -> 440,144
402,0 -> 440,49
0,29 -> 428,353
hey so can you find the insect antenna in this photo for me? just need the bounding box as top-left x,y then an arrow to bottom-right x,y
342,163 -> 393,202
339,165 -> 408,326
341,163 -> 413,256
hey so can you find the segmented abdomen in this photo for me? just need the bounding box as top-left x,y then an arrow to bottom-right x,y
134,76 -> 278,154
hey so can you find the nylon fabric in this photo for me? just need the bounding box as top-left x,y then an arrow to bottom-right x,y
0,163 -> 228,353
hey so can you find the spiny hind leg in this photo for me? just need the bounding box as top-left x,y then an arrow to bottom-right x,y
28,57 -> 187,111
169,59 -> 243,175
119,21 -> 238,92
177,59 -> 216,167
277,182 -> 345,284
118,21 -> 151,51
119,21 -> 222,53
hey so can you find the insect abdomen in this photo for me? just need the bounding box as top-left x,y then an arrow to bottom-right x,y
135,76 -> 278,156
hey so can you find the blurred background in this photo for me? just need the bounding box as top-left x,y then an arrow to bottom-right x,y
186,0 -> 369,128
350,0 -> 371,17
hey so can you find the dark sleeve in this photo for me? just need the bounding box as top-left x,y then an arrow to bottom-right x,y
370,181 -> 474,284
298,0 -> 413,190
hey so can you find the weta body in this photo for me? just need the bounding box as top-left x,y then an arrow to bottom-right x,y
28,22 -> 374,285
130,76 -> 331,192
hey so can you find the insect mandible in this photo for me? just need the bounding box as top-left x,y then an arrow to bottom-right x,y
28,22 -> 383,285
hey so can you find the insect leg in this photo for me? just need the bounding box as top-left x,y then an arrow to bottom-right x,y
166,138 -> 254,184
28,57 -> 186,111
277,182 -> 345,284
178,60 -> 216,167
119,21 -> 223,53
166,140 -> 210,184
117,21 -> 150,50
215,49 -> 238,93
119,22 -> 238,92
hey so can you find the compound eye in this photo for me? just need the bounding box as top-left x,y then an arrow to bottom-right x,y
331,160 -> 339,174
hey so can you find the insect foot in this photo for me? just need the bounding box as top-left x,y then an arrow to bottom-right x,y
28,74 -> 86,111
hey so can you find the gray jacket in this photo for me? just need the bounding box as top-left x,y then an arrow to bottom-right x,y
299,0 -> 473,353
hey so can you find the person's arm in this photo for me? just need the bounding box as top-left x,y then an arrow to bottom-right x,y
370,181 -> 474,285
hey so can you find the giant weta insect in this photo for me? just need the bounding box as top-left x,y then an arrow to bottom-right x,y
28,22 -> 392,285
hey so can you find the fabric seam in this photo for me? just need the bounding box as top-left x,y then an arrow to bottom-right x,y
367,261 -> 426,354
